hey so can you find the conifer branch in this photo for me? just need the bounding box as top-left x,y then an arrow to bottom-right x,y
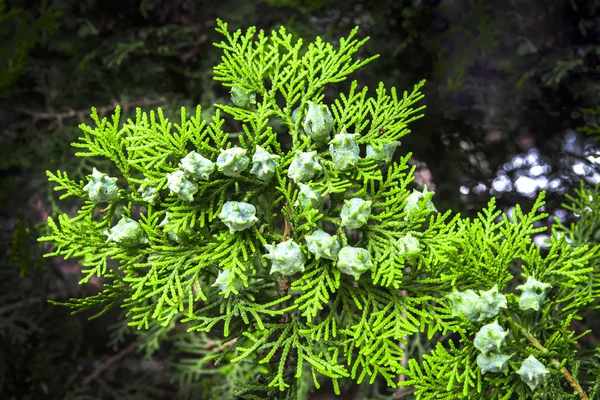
521,328 -> 589,399
37,20 -> 600,399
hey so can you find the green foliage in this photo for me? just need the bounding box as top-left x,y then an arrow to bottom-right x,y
39,19 -> 600,399
553,181 -> 600,308
399,194 -> 600,398
516,0 -> 600,100
578,105 -> 600,138
0,210 -> 85,399
0,0 -> 60,97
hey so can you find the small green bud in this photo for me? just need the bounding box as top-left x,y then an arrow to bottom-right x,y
217,147 -> 250,177
516,276 -> 552,312
231,86 -> 256,109
83,168 -> 118,203
292,107 -> 301,124
448,290 -> 481,321
180,151 -> 215,180
474,320 -> 508,354
336,246 -> 373,280
303,101 -> 334,144
212,269 -> 243,293
287,151 -> 322,182
329,132 -> 360,171
516,355 -> 549,391
291,107 -> 305,136
404,185 -> 437,221
159,212 -> 194,244
250,145 -> 280,181
104,217 -> 148,247
212,269 -> 232,292
166,170 -> 199,202
397,233 -> 420,262
340,198 -> 372,229
264,240 -> 306,275
477,285 -> 508,320
448,286 -> 507,322
305,230 -> 340,260
295,183 -> 323,209
138,182 -> 159,205
366,141 -> 401,164
218,201 -> 258,233
476,351 -> 510,375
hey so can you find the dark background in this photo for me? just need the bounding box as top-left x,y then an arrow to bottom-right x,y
1,0 -> 599,398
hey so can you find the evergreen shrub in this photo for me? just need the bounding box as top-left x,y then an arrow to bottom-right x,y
40,20 -> 600,399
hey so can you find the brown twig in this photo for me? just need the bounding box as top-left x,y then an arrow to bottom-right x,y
82,339 -> 143,386
0,298 -> 42,315
54,371 -> 79,400
282,206 -> 292,242
278,275 -> 291,298
394,388 -> 416,399
396,290 -> 409,384
279,203 -> 293,298
203,337 -> 238,352
557,366 -> 588,399
522,329 -> 589,399
0,294 -> 60,316
12,98 -> 166,124
276,202 -> 294,325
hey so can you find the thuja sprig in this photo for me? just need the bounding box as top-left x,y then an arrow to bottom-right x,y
397,194 -> 600,399
38,19 -> 600,399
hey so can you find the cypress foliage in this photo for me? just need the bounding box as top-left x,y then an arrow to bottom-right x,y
39,20 -> 600,399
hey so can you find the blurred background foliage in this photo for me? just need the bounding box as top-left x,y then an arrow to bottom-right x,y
0,0 -> 599,398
